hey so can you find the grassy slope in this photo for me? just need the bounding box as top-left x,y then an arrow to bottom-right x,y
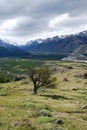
0,59 -> 87,130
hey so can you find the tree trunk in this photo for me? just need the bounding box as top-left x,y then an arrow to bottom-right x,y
34,86 -> 37,94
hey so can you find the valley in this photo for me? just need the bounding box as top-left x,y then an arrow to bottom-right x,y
1,30 -> 87,61
0,31 -> 87,130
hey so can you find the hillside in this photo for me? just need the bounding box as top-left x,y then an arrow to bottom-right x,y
20,31 -> 87,54
0,59 -> 87,130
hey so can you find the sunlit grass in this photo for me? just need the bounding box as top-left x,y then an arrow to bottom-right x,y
0,59 -> 87,129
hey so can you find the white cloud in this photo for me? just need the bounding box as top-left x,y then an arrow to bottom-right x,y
0,18 -> 18,34
49,13 -> 69,28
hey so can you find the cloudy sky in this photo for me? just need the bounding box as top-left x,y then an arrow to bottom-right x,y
0,0 -> 87,44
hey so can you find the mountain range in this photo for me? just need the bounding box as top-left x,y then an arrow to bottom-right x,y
0,30 -> 87,60
0,39 -> 30,58
20,31 -> 87,54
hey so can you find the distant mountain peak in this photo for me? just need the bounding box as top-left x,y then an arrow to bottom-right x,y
0,38 -> 30,58
0,38 -> 17,46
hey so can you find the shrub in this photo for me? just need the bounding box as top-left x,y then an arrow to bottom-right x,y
0,87 -> 9,96
0,73 -> 14,83
84,72 -> 87,78
0,74 -> 8,83
38,116 -> 55,123
40,109 -> 52,117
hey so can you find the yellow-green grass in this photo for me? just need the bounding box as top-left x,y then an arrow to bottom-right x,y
0,61 -> 87,130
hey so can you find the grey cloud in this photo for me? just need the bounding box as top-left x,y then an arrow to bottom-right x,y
0,0 -> 87,43
53,15 -> 87,29
0,0 -> 86,18
10,16 -> 49,37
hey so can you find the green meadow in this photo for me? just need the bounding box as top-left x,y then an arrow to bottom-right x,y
0,58 -> 87,130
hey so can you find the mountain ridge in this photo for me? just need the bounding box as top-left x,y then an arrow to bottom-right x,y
0,30 -> 87,59
20,30 -> 87,54
0,39 -> 30,58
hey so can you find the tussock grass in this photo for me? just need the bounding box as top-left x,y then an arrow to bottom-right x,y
0,59 -> 87,129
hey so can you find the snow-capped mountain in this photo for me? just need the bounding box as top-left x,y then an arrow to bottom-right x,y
1,30 -> 87,59
0,39 -> 17,48
20,30 -> 87,54
0,39 -> 30,58
2,39 -> 17,46
26,39 -> 43,46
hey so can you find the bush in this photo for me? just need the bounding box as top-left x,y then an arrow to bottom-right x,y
0,72 -> 15,83
0,87 -> 9,96
38,116 -> 55,123
40,109 -> 52,117
84,72 -> 87,78
0,73 -> 27,83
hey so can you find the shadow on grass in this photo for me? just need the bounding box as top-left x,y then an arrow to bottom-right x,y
41,94 -> 70,100
67,111 -> 87,114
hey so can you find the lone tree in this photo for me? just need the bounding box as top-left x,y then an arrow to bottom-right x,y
28,67 -> 56,94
